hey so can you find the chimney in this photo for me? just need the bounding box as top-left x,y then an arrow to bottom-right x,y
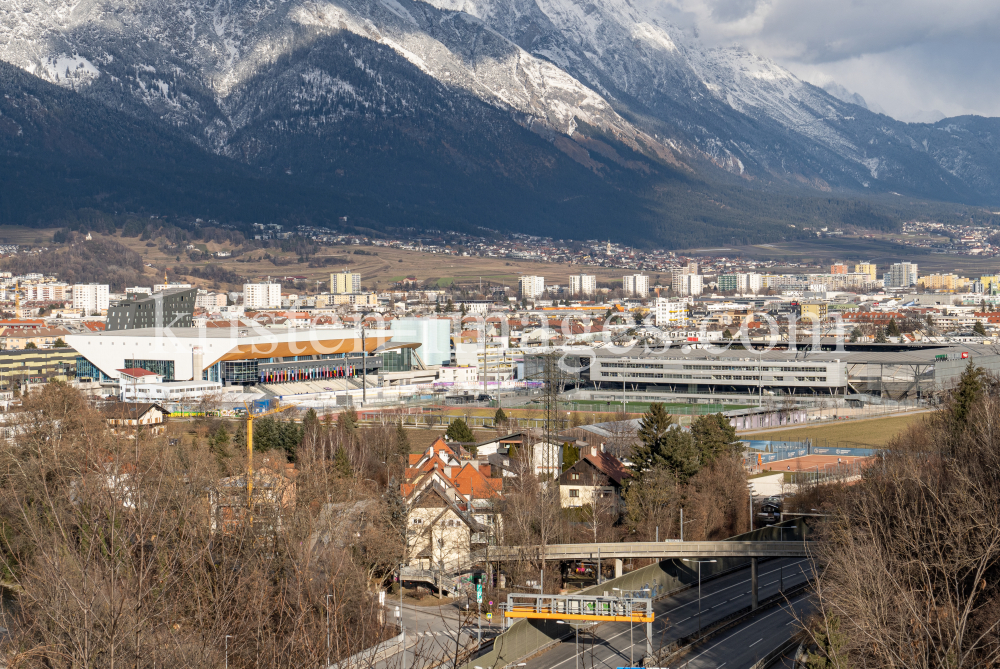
192,346 -> 204,382
591,446 -> 599,457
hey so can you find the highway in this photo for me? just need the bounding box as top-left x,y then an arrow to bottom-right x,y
511,558 -> 812,669
678,593 -> 811,668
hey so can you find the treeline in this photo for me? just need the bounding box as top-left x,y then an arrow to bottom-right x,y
1,238 -> 144,290
0,386 -> 413,667
800,364 -> 1000,666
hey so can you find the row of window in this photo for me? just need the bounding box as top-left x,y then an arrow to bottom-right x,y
600,362 -> 829,373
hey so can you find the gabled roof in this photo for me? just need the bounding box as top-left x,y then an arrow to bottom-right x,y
101,402 -> 170,421
117,368 -> 161,378
578,450 -> 631,485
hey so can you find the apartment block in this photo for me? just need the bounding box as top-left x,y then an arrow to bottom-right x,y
518,275 -> 545,299
243,283 -> 282,309
623,274 -> 649,297
72,284 -> 110,316
330,270 -> 362,294
569,274 -> 596,297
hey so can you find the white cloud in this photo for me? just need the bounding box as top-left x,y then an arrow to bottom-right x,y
657,0 -> 1000,119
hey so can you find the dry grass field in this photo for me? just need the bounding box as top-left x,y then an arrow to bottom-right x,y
742,411 -> 929,447
105,232 -> 660,294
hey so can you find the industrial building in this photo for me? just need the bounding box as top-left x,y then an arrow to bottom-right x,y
534,342 -> 1000,405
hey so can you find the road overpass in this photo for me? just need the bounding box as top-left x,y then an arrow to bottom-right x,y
481,540 -> 809,562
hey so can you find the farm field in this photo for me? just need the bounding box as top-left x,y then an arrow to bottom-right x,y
108,232 -> 646,294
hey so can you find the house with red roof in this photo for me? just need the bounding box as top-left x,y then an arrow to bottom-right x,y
558,445 -> 630,509
402,437 -> 503,571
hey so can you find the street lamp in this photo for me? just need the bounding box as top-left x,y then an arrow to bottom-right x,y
612,587 -> 637,667
556,621 -> 581,669
681,559 -> 717,635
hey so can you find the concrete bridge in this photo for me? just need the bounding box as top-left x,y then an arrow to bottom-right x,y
479,540 -> 809,564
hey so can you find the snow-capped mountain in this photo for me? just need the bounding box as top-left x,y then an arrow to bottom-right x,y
1,0 -> 1000,241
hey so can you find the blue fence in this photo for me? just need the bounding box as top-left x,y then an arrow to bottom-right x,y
741,440 -> 811,452
744,440 -> 879,466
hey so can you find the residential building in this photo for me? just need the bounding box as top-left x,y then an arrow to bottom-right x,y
106,288 -> 196,331
918,274 -> 966,292
671,263 -> 698,294
652,297 -> 689,326
623,274 -> 649,298
799,302 -> 829,322
0,348 -> 76,389
855,263 -> 879,281
830,264 -> 848,275
559,446 -> 630,508
210,461 -> 298,535
0,327 -> 70,349
330,270 -> 362,294
888,263 -> 918,288
22,283 -> 70,302
518,275 -> 545,299
717,274 -> 740,292
674,273 -> 704,297
569,274 -> 596,297
243,283 -> 282,309
195,292 -> 227,309
72,284 -> 110,316
531,441 -> 563,478
102,402 -> 170,437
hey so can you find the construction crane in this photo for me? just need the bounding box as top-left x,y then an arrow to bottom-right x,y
242,400 -> 293,510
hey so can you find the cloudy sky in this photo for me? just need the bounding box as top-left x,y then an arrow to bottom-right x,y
660,0 -> 1000,121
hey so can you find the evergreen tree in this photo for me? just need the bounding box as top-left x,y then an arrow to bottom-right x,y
395,422 -> 410,458
562,442 -> 579,472
951,361 -> 983,427
634,403 -> 702,481
886,318 -> 900,337
874,327 -> 887,343
690,413 -> 740,464
494,407 -> 508,425
849,327 -> 862,343
974,321 -> 988,336
209,424 -> 231,466
722,328 -> 732,340
507,444 -> 518,461
334,447 -> 353,477
338,407 -> 358,433
445,418 -> 475,443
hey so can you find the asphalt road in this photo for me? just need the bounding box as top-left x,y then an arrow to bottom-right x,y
376,601 -> 501,669
516,558 -> 813,669
677,592 -> 811,668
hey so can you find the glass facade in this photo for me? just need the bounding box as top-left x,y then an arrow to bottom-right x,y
381,348 -> 414,373
76,357 -> 112,382
124,359 -> 175,380
222,359 -> 260,384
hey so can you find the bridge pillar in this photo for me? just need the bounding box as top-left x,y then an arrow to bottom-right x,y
646,621 -> 653,659
615,559 -> 623,578
751,557 -> 759,610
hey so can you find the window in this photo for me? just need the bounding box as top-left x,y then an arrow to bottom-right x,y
568,489 -> 580,498
412,518 -> 424,525
570,473 -> 580,480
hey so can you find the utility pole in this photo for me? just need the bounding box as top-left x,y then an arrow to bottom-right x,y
360,324 -> 367,406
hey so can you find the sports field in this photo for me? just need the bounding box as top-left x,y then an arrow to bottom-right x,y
742,411 -> 928,448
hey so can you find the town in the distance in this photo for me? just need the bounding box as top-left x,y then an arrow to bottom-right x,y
0,225 -> 995,669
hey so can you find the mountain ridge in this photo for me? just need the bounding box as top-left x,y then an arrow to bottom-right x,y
1,0 -> 1000,244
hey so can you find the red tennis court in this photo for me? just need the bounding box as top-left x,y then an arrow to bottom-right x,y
759,453 -> 874,473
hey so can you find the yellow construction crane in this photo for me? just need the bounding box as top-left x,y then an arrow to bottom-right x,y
242,401 -> 293,510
